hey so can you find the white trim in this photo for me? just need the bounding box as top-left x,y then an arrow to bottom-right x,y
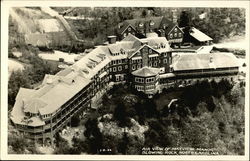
121,24 -> 137,34
129,44 -> 160,59
132,56 -> 142,60
149,54 -> 159,58
167,25 -> 184,35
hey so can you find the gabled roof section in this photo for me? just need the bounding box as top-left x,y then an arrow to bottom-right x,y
141,36 -> 171,51
132,66 -> 161,77
165,24 -> 184,35
172,52 -> 239,71
119,22 -> 137,34
119,16 -> 167,34
128,44 -> 160,59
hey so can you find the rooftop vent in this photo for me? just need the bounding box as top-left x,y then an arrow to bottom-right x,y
87,61 -> 95,69
97,53 -> 106,60
107,36 -> 117,44
82,68 -> 89,74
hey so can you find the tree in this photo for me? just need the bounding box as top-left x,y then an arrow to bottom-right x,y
179,10 -> 193,28
8,70 -> 31,107
84,118 -> 103,154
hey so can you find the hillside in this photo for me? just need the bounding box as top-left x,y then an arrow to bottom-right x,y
9,7 -> 74,51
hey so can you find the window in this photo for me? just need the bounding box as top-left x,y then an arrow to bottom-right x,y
139,22 -> 144,27
120,75 -> 124,81
123,33 -> 127,37
113,60 -> 117,65
125,65 -> 128,69
163,24 -> 166,29
137,64 -> 141,69
118,59 -> 122,64
154,62 -> 157,67
118,66 -> 122,71
179,33 -> 182,37
132,65 -> 136,70
174,28 -> 177,32
128,27 -> 131,31
149,49 -> 152,53
120,49 -> 125,54
113,67 -> 117,72
149,62 -> 152,67
174,33 -> 177,37
150,21 -> 154,26
164,59 -> 168,63
170,34 -> 173,38
116,75 -> 119,82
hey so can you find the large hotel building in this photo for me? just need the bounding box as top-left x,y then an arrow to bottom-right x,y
10,24 -> 240,144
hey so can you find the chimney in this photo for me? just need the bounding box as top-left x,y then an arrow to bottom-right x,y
210,55 -> 213,63
172,9 -> 178,24
107,36 -> 117,44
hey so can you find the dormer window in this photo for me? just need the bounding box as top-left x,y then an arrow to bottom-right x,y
120,48 -> 125,54
139,22 -> 144,27
161,43 -> 165,48
163,24 -> 166,29
150,21 -> 154,26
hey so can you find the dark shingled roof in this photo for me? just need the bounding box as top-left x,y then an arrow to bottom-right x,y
118,16 -> 176,35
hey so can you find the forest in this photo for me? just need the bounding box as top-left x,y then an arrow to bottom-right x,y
56,7 -> 245,49
52,79 -> 245,155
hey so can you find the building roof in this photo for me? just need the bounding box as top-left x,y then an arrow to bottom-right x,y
146,32 -> 158,38
141,36 -> 171,52
165,23 -> 178,34
121,17 -> 164,31
118,16 -> 176,35
159,73 -> 175,78
10,88 -> 46,127
172,52 -> 239,71
38,74 -> 91,115
132,66 -> 161,77
73,46 -> 111,79
189,27 -> 213,42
